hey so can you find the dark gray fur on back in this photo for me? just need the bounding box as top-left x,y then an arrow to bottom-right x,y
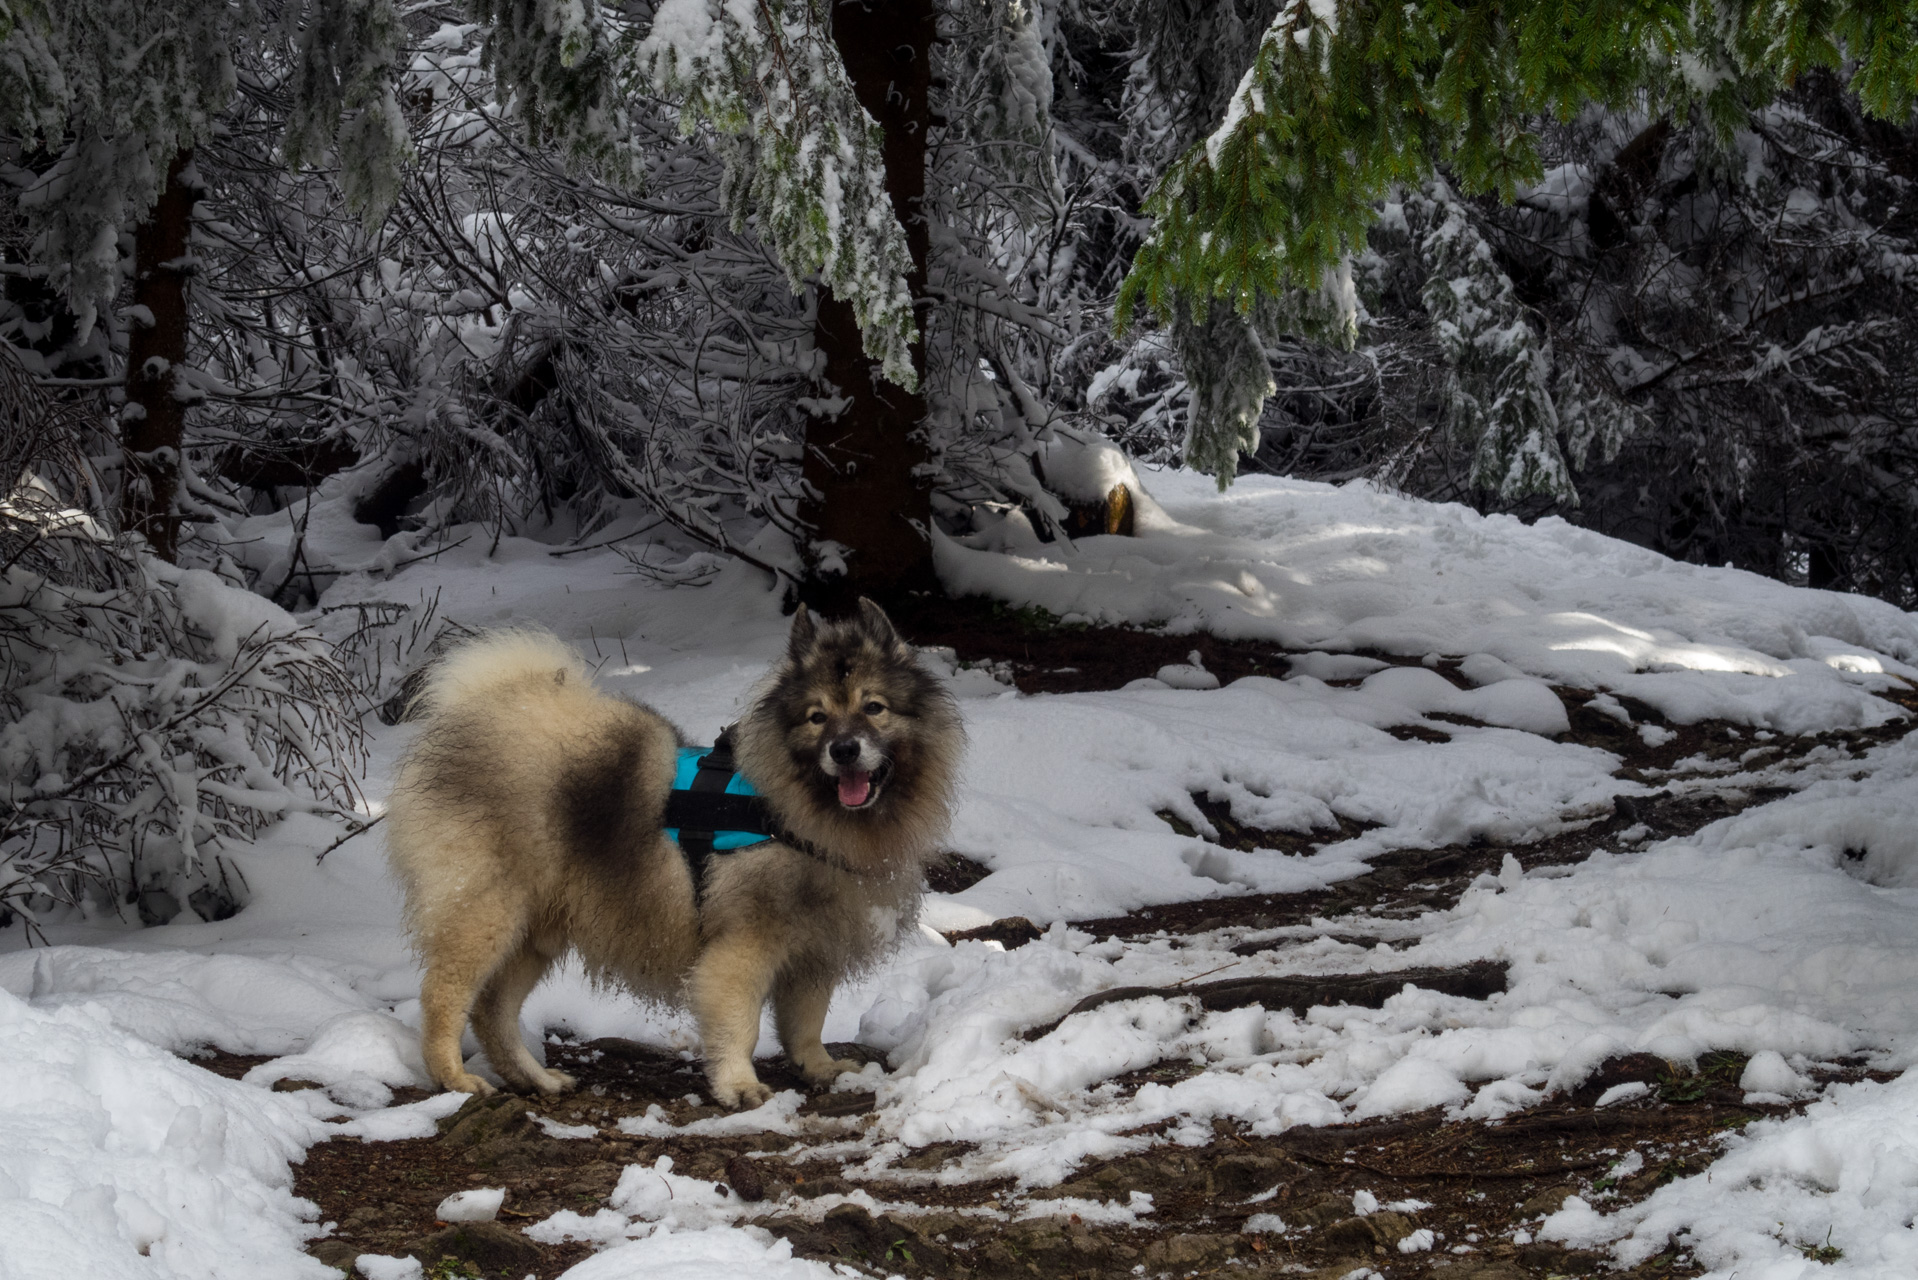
553,714 -> 660,872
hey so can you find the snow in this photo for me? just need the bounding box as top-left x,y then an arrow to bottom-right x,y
1740,1049 -> 1813,1101
434,1188 -> 504,1222
1034,433 -> 1143,505
517,1156 -> 860,1274
556,1229 -> 849,1280
1397,1227 -> 1436,1252
335,1090 -> 468,1142
4,465 -> 1918,1278
1596,1081 -> 1650,1107
1541,1071 -> 1918,1274
845,745 -> 1918,1185
241,1011 -> 431,1109
1153,659 -> 1220,689
353,1257 -> 421,1280
0,987 -> 329,1280
937,469 -> 1918,735
531,1111 -> 600,1139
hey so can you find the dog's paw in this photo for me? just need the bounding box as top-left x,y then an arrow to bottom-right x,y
444,1073 -> 497,1097
800,1057 -> 864,1086
529,1067 -> 577,1095
712,1077 -> 775,1110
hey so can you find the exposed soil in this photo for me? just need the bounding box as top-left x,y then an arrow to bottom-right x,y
172,605 -> 1915,1279
272,1041 -> 1895,1280
1075,786 -> 1750,944
892,594 -> 1312,696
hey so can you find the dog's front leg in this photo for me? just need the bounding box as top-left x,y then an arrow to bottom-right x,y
774,973 -> 862,1088
688,932 -> 778,1109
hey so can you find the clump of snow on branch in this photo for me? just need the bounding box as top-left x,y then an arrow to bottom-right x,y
0,0 -> 409,335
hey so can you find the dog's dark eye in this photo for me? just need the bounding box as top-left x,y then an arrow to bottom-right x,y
808,711 -> 827,725
864,701 -> 885,716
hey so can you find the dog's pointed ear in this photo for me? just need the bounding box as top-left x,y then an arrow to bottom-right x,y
856,597 -> 904,650
787,604 -> 817,660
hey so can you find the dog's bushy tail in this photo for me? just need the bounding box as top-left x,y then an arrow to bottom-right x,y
404,629 -> 587,723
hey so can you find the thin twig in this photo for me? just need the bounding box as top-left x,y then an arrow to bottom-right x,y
548,516 -> 667,557
385,535 -> 471,573
316,813 -> 385,864
1170,961 -> 1242,987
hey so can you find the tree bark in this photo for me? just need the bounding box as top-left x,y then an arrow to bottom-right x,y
122,150 -> 198,562
798,0 -> 936,612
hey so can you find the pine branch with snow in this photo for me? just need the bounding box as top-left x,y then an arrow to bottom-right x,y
1116,0 -> 1918,496
1412,178 -> 1573,502
640,0 -> 920,388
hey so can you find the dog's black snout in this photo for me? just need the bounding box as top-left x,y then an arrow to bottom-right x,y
829,738 -> 862,765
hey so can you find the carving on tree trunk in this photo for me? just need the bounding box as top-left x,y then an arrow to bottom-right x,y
799,0 -> 936,610
122,150 -> 198,563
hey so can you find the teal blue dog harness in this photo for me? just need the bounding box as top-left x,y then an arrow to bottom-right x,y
662,728 -> 778,896
660,727 -> 857,896
663,744 -> 775,851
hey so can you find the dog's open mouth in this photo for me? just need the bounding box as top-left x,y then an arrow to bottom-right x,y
835,760 -> 892,809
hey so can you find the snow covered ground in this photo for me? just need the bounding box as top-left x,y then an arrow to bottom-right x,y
5,465 -> 1918,1279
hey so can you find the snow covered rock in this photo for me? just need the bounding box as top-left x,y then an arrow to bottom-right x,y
434,1188 -> 504,1222
1738,1050 -> 1813,1102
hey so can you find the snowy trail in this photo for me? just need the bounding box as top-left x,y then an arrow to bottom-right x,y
4,468 -> 1918,1278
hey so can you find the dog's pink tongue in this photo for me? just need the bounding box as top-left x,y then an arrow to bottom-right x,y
838,771 -> 872,807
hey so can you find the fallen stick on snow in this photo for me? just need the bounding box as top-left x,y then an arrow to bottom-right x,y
1021,960 -> 1510,1042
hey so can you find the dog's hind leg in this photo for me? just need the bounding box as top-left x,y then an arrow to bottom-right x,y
688,933 -> 779,1109
416,897 -> 527,1097
774,970 -> 861,1088
471,940 -> 576,1095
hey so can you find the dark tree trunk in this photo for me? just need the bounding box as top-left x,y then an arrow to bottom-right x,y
798,0 -> 936,612
122,150 -> 198,562
1808,542 -> 1844,590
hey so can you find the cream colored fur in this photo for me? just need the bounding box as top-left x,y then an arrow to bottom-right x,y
386,613 -> 960,1108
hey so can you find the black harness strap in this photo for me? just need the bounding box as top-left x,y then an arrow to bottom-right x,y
663,790 -> 777,837
673,728 -> 742,899
671,725 -> 736,898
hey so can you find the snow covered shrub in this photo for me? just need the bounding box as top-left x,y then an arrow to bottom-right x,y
0,357 -> 364,936
239,15 -> 1097,567
312,590 -> 474,727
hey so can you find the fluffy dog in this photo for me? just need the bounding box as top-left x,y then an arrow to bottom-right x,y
385,599 -> 962,1107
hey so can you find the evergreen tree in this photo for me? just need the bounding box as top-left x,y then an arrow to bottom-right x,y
1233,86 -> 1918,602
484,0 -> 1058,602
1117,0 -> 1918,488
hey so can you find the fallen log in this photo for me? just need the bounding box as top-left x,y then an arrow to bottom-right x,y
1022,959 -> 1508,1041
